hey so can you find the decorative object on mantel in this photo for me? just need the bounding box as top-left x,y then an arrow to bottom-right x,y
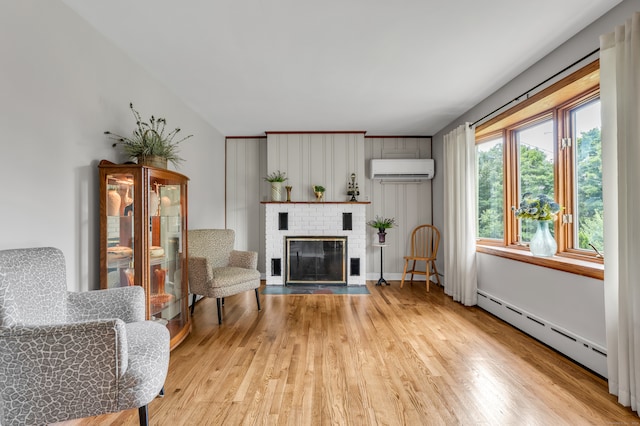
514,192 -> 562,257
347,173 -> 360,201
285,185 -> 292,202
105,102 -> 193,168
367,215 -> 397,244
264,170 -> 288,201
313,185 -> 325,202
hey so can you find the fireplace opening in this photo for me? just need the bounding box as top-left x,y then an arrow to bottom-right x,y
285,236 -> 347,285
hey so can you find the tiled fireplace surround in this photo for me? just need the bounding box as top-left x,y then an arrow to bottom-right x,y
264,202 -> 368,286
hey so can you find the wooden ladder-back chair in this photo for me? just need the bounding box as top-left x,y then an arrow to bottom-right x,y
400,224 -> 441,291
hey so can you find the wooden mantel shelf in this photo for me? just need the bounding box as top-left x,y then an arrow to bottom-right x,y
261,201 -> 371,205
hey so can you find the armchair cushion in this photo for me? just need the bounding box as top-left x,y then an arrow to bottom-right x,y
210,266 -> 261,288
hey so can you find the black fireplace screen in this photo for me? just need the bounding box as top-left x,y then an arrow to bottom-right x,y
285,237 -> 347,285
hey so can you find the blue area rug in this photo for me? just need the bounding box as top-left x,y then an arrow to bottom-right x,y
262,285 -> 370,295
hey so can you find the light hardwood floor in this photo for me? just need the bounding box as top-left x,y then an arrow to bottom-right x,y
60,281 -> 638,425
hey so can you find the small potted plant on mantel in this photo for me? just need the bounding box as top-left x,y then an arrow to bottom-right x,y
367,216 -> 397,244
313,185 -> 325,202
264,170 -> 288,201
105,102 -> 193,169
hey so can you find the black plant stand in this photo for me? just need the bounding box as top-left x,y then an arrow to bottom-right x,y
373,243 -> 389,286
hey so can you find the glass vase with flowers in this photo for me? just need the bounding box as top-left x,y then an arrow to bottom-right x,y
514,193 -> 562,257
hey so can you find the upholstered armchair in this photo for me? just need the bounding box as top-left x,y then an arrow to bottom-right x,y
0,247 -> 170,426
188,229 -> 261,324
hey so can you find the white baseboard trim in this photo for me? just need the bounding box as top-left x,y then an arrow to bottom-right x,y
477,289 -> 608,378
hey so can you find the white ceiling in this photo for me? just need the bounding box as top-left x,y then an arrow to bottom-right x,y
62,0 -> 620,137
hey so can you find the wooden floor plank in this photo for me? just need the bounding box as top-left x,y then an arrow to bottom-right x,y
56,281 -> 637,425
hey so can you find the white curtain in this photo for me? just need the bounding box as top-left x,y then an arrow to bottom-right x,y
600,12 -> 640,412
443,124 -> 478,306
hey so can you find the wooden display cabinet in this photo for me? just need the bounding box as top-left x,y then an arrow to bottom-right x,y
98,159 -> 191,349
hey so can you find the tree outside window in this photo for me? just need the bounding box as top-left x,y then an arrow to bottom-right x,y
476,137 -> 504,240
573,99 -> 603,252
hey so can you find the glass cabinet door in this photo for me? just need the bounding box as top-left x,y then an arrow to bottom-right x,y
104,172 -> 136,288
147,173 -> 188,337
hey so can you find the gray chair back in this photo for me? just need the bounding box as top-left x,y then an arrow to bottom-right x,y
0,247 -> 67,327
188,229 -> 235,269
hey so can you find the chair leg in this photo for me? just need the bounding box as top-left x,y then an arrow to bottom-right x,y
410,260 -> 417,284
400,259 -> 409,288
138,405 -> 149,426
255,288 -> 261,311
158,386 -> 165,398
190,294 -> 197,315
431,260 -> 441,287
216,298 -> 222,324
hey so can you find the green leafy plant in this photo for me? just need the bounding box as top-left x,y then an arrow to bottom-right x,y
367,216 -> 397,231
313,185 -> 325,193
264,170 -> 288,182
105,102 -> 193,167
514,193 -> 562,221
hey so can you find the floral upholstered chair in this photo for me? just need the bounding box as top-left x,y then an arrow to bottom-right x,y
0,247 -> 170,426
188,229 -> 261,324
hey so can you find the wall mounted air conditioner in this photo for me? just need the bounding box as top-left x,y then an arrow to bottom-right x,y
369,159 -> 434,181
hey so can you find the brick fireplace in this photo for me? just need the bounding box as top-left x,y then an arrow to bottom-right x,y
263,202 -> 369,286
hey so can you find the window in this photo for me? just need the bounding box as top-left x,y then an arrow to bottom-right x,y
474,61 -> 603,278
476,136 -> 504,240
570,99 -> 603,252
515,118 -> 555,244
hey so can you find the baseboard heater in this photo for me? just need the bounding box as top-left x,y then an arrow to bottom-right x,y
477,290 -> 607,378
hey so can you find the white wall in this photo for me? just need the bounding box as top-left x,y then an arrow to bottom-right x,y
225,137 -> 266,258
0,1 -> 226,291
431,0 -> 640,373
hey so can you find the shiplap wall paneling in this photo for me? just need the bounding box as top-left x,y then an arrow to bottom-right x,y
226,137 -> 266,272
365,137 -> 432,279
266,133 -> 365,202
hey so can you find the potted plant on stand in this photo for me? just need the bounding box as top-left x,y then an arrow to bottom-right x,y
265,170 -> 288,201
105,102 -> 193,169
367,216 -> 397,244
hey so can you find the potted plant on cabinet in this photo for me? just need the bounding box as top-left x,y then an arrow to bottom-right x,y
367,216 -> 397,244
105,102 -> 193,168
265,170 -> 288,201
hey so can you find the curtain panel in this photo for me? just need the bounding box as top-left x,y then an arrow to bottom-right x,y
600,11 -> 640,413
443,124 -> 478,306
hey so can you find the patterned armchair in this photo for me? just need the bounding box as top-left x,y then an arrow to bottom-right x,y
188,229 -> 261,324
0,247 -> 170,426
